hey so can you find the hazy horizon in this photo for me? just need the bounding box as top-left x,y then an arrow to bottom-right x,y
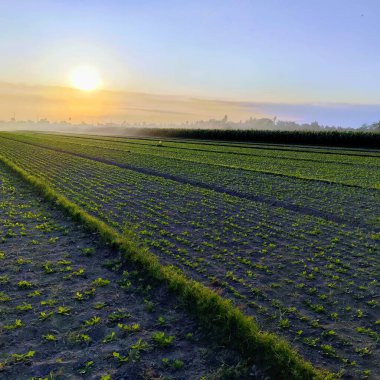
1,81 -> 379,128
1,1 -> 379,127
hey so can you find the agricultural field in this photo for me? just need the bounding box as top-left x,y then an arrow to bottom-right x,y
0,162 -> 253,380
0,131 -> 379,379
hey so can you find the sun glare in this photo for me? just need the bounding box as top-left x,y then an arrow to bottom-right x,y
70,65 -> 102,91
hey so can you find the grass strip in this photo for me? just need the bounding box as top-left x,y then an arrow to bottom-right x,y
0,154 -> 337,380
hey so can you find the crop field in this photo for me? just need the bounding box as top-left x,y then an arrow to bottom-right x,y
0,131 -> 379,379
0,161 -> 252,380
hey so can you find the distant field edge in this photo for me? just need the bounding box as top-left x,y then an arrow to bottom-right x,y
0,154 -> 337,380
137,128 -> 380,149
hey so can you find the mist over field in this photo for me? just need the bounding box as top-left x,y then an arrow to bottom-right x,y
0,82 -> 379,130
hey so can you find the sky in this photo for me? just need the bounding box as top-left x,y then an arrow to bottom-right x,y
0,0 -> 379,127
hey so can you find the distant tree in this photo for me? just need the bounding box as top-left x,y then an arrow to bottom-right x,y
371,121 -> 380,132
360,121 -> 380,132
309,121 -> 320,130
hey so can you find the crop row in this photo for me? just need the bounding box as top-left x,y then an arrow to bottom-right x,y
77,133 -> 380,156
2,133 -> 379,228
0,135 -> 378,378
28,132 -> 380,164
7,132 -> 380,188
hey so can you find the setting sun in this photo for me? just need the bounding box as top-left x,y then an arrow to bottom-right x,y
69,65 -> 102,91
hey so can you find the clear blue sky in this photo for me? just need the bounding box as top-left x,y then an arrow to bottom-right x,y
0,1 -> 379,125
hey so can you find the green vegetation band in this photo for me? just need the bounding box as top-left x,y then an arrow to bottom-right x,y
138,129 -> 380,148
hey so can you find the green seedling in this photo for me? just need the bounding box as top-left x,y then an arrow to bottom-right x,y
43,334 -> 57,342
40,299 -> 57,307
92,277 -> 110,287
72,268 -> 85,277
16,303 -> 33,312
0,292 -> 11,302
108,310 -> 131,323
4,319 -> 23,330
130,339 -> 149,351
69,333 -> 91,344
157,316 -> 166,325
57,306 -> 71,315
321,344 -> 337,357
82,247 -> 95,256
152,331 -> 174,347
84,287 -> 96,297
39,311 -> 54,321
118,323 -> 140,333
57,260 -> 71,265
113,352 -> 129,363
0,275 -> 9,284
18,280 -> 34,289
28,290 -> 42,298
12,351 -> 35,362
74,292 -> 84,301
355,347 -> 372,356
16,257 -> 31,265
83,316 -> 101,326
162,358 -> 184,369
103,332 -> 117,343
42,261 -> 55,274
279,318 -> 291,329
94,302 -> 106,309
78,360 -> 94,375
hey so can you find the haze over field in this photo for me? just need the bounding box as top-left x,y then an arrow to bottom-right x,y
1,1 -> 379,127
